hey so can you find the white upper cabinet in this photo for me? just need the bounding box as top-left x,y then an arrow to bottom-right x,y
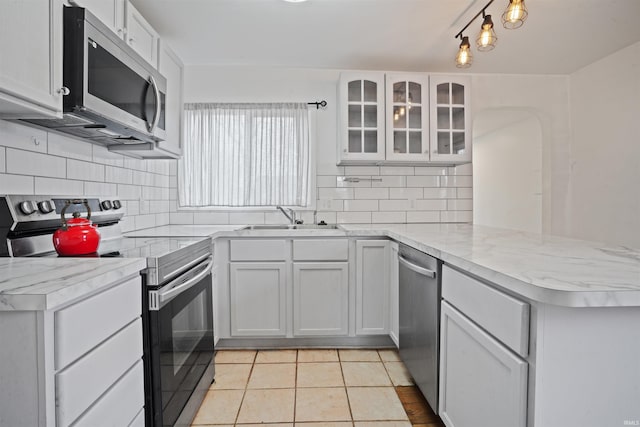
385,74 -> 430,162
74,0 -> 126,38
429,75 -> 472,163
158,41 -> 184,157
125,2 -> 160,68
0,0 -> 64,118
76,0 -> 159,68
338,72 -> 386,163
338,72 -> 471,165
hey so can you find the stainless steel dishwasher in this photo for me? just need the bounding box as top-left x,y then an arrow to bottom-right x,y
398,244 -> 442,412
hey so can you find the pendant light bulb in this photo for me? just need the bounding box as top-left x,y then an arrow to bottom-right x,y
476,14 -> 497,51
455,36 -> 473,68
502,0 -> 528,29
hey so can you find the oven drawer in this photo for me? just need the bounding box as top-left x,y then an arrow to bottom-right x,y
442,265 -> 530,357
56,318 -> 143,427
72,360 -> 144,427
230,239 -> 287,261
55,276 -> 141,370
293,239 -> 349,261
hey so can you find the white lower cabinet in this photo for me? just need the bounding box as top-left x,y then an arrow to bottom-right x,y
293,262 -> 349,336
229,262 -> 287,336
0,274 -> 143,427
355,240 -> 390,335
439,301 -> 527,427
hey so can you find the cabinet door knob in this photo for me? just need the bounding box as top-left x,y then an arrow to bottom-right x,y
58,87 -> 70,96
129,37 -> 135,43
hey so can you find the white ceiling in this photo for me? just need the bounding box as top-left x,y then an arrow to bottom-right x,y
130,0 -> 640,74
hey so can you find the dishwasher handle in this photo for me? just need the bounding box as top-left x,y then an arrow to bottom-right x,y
398,254 -> 436,279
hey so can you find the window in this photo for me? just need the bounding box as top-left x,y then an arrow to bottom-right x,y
179,103 -> 311,208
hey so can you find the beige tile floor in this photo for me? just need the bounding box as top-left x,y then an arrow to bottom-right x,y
192,349 -> 416,426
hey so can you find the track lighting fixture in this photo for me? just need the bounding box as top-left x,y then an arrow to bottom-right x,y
453,0 -> 528,68
502,0 -> 528,29
476,13 -> 497,51
455,36 -> 473,68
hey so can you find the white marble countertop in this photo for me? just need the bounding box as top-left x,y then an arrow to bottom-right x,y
125,224 -> 243,237
0,258 -> 146,311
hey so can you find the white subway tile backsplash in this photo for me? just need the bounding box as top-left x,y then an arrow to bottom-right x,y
447,199 -> 473,210
345,166 -> 380,176
84,182 -> 117,196
316,199 -> 344,211
441,176 -> 473,188
380,166 -> 414,175
316,211 -> 337,224
35,177 -> 84,195
316,175 -> 336,187
414,166 -> 448,176
441,211 -> 473,223
142,186 -> 164,200
423,188 -> 457,199
125,200 -> 140,216
67,159 -> 105,182
229,212 -> 265,224
318,187 -> 354,200
0,173 -> 34,194
155,213 -> 170,226
354,188 -> 389,199
124,158 -> 147,172
132,170 -> 155,187
389,188 -> 423,199
169,212 -> 194,224
336,211 -> 371,224
149,200 -> 171,213
135,214 -> 157,230
105,166 -> 133,185
48,133 -> 92,161
169,161 -> 178,176
7,148 -> 66,178
407,211 -> 440,223
379,199 -> 413,211
0,147 -> 5,173
194,212 -> 230,224
415,199 -> 448,211
0,121 -> 47,153
117,184 -> 142,200
344,199 -> 378,211
448,163 -> 473,176
371,176 -> 406,188
120,216 -> 135,233
406,176 -> 439,188
372,211 -> 406,223
457,188 -> 473,199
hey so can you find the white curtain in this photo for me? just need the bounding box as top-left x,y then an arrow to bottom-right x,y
179,103 -> 311,207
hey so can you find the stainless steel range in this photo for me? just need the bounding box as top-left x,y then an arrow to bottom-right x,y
0,195 -> 215,427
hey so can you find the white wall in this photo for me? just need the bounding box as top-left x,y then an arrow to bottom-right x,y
568,41 -> 640,248
0,120 -> 175,232
178,65 -> 473,225
473,110 -> 542,233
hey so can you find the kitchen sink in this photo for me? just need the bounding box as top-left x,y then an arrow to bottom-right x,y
242,224 -> 341,230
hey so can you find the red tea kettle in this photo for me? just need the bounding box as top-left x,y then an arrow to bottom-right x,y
52,199 -> 101,256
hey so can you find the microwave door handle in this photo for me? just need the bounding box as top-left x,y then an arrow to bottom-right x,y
147,75 -> 161,133
149,256 -> 213,310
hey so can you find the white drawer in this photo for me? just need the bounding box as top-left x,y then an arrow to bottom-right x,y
230,239 -> 287,261
293,239 -> 348,261
442,265 -> 530,357
56,318 -> 143,427
72,360 -> 144,427
55,276 -> 141,369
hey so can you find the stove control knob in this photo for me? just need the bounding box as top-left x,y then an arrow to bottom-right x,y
19,201 -> 37,215
112,200 -> 122,210
38,200 -> 55,214
101,200 -> 113,210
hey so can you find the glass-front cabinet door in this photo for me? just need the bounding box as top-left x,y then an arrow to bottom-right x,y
385,74 -> 430,162
429,75 -> 472,163
338,72 -> 385,163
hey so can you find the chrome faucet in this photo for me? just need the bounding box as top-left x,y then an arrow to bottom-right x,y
276,206 -> 296,224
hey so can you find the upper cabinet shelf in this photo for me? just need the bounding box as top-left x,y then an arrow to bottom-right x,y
337,72 -> 472,165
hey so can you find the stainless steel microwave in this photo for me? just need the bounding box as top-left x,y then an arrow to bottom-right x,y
23,7 -> 169,153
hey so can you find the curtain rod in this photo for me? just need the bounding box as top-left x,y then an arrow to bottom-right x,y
308,101 -> 327,109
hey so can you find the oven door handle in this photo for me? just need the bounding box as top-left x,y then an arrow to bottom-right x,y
149,256 -> 213,310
